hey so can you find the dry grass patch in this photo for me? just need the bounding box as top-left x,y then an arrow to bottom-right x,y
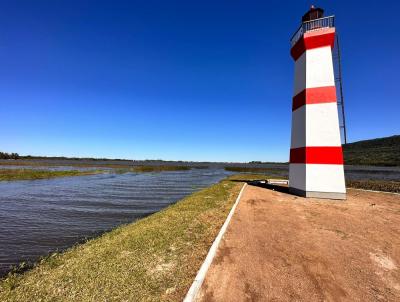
0,169 -> 104,181
131,165 -> 190,172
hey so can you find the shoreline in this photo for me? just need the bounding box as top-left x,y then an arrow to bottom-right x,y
0,175 -> 247,301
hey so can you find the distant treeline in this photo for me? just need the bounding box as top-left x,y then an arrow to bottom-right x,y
0,152 -> 20,159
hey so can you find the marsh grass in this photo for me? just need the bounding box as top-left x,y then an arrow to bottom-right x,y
0,169 -> 104,181
226,173 -> 275,182
224,167 -> 285,175
0,176 -> 244,301
0,166 -> 192,181
131,165 -> 191,172
113,165 -> 191,174
347,179 -> 400,193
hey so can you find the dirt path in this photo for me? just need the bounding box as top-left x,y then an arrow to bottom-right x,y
197,185 -> 400,302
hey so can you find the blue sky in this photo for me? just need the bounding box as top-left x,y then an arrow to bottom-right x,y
1,1 -> 399,162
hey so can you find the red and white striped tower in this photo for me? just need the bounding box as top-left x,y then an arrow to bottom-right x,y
289,6 -> 346,199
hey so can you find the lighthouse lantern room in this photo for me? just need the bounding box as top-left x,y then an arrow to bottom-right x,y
289,6 -> 346,200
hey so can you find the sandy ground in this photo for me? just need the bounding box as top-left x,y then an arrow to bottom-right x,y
197,184 -> 400,302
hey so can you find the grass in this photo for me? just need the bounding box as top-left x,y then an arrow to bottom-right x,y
225,167 -> 270,173
343,135 -> 400,166
347,179 -> 400,193
0,169 -> 104,181
0,161 -> 136,169
114,165 -> 191,174
0,166 -> 192,181
226,173 -> 276,182
0,161 -> 193,171
224,167 -> 286,175
0,176 -> 244,302
0,160 -> 133,169
131,165 -> 191,172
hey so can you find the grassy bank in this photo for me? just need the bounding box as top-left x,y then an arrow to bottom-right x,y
0,169 -> 104,181
224,166 -> 286,175
225,167 -> 269,173
347,179 -> 400,193
343,135 -> 400,166
0,176 -> 244,301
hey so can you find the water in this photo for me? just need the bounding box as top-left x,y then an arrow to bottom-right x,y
0,169 -> 232,276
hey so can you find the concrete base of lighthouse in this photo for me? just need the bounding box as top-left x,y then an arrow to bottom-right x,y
289,187 -> 346,200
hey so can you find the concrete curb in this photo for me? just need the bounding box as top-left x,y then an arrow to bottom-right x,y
183,183 -> 247,302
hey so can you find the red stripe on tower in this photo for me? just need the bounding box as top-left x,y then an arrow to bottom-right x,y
290,146 -> 344,164
291,28 -> 336,61
292,86 -> 337,111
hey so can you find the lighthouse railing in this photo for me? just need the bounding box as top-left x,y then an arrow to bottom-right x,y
290,15 -> 335,47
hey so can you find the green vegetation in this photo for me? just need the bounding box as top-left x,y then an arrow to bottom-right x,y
0,160 -> 194,171
0,169 -> 104,181
224,167 -> 285,176
248,161 -> 285,164
226,173 -> 272,182
114,166 -> 191,174
131,165 -> 191,172
0,176 -> 244,301
0,166 -> 191,181
347,179 -> 400,193
225,167 -> 271,173
343,135 -> 400,166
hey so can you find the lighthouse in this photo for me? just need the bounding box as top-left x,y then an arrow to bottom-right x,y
289,6 -> 346,199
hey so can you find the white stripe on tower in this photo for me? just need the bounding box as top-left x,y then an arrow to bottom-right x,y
289,27 -> 346,199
